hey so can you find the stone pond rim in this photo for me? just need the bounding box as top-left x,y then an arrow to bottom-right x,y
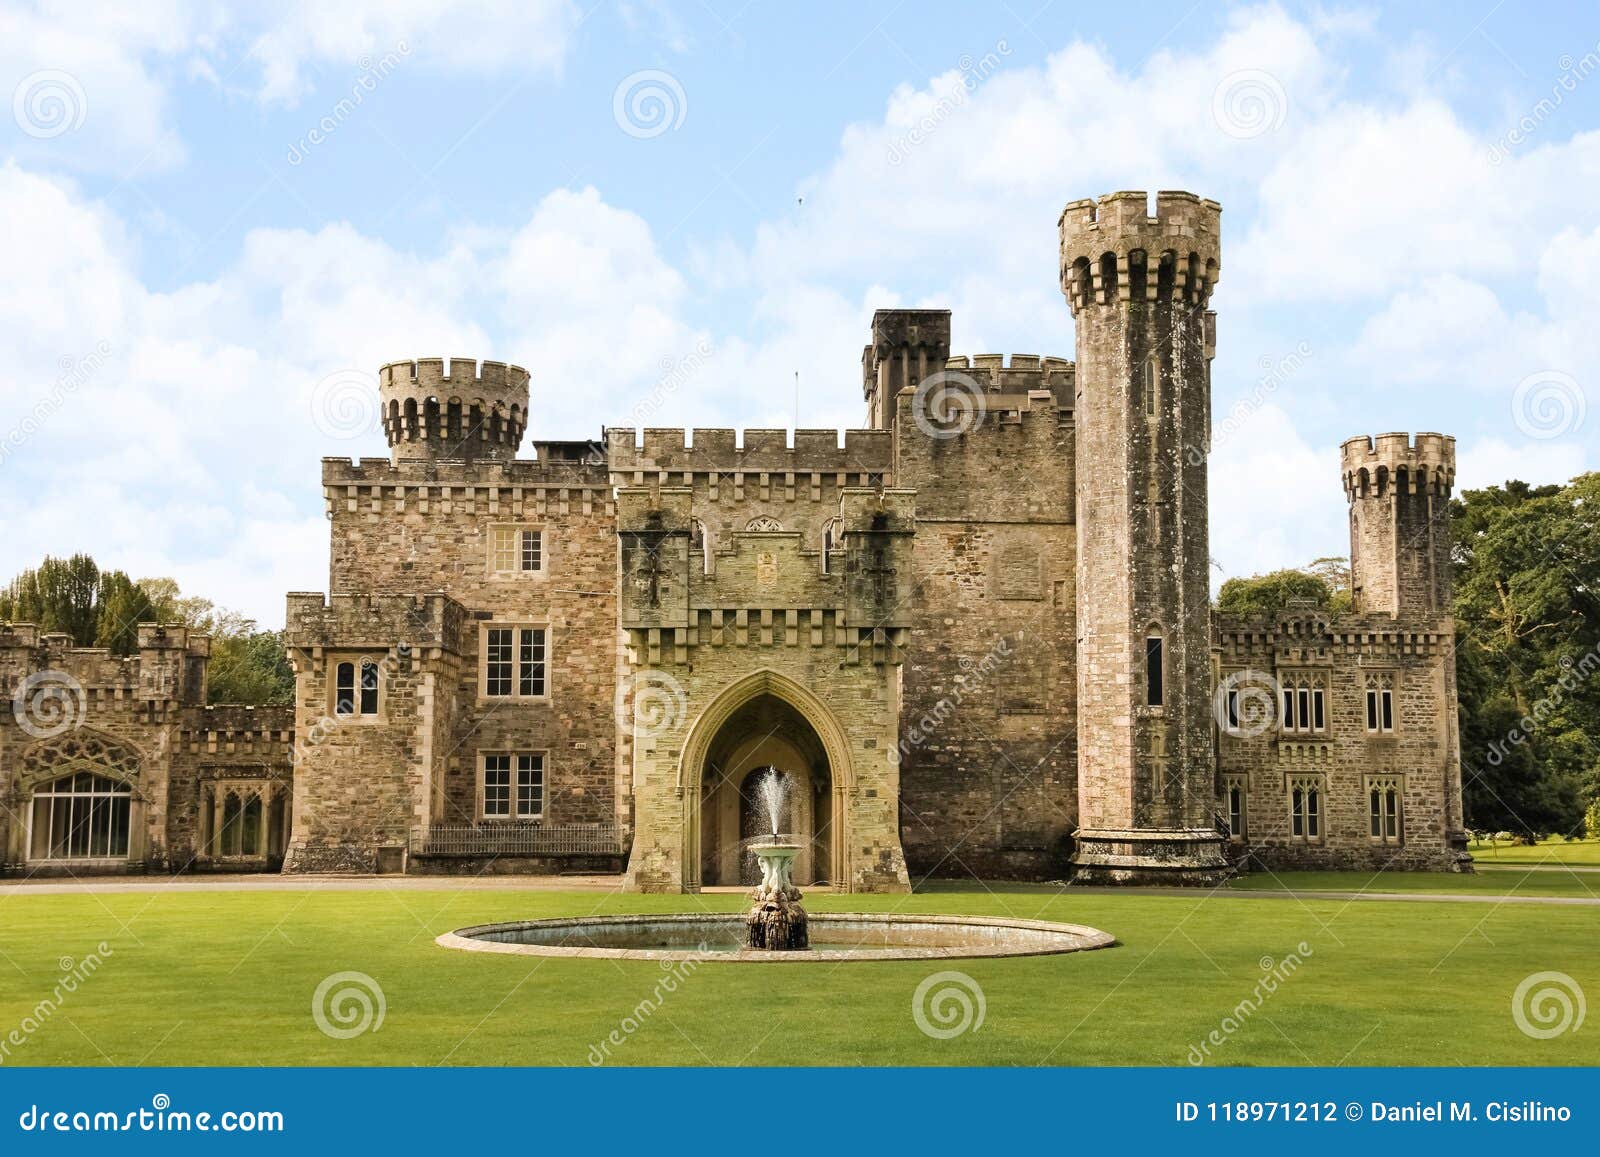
435,912 -> 1117,963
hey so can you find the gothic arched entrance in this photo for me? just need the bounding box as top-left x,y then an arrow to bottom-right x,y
681,670 -> 850,892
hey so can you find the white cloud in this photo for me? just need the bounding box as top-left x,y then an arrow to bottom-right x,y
6,2 -> 1600,633
1456,437 -> 1590,494
1208,404 -> 1346,585
1,0 -> 581,174
247,0 -> 580,106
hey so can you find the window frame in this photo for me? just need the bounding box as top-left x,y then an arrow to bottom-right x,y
478,623 -> 551,702
488,523 -> 547,578
1288,777 -> 1324,843
216,789 -> 267,859
1145,634 -> 1164,708
1279,673 -> 1328,735
1366,775 -> 1404,844
28,772 -> 134,862
331,655 -> 384,720
1224,776 -> 1248,841
1365,674 -> 1396,734
479,752 -> 547,821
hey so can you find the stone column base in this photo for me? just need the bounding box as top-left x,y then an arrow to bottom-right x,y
1070,827 -> 1232,886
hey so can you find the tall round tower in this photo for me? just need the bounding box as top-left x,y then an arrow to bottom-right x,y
379,357 -> 529,462
1340,433 -> 1456,618
1059,190 -> 1229,884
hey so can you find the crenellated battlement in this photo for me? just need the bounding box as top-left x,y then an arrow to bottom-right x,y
1341,432 -> 1456,498
323,455 -> 605,485
285,592 -> 467,656
378,356 -> 530,462
0,622 -> 211,709
1059,190 -> 1222,315
607,427 -> 892,476
378,357 -> 529,395
943,354 -> 1075,399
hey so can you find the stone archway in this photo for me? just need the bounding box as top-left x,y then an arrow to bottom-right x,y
678,669 -> 853,893
9,729 -> 147,867
700,724 -> 830,888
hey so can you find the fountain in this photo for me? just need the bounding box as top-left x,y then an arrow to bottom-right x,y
744,769 -> 808,951
438,768 -> 1118,963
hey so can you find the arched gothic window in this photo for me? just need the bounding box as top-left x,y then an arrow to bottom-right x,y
30,772 -> 132,861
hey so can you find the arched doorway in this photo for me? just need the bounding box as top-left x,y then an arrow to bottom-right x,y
681,670 -> 851,892
699,702 -> 832,887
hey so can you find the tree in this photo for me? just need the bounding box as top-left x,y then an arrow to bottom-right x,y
206,628 -> 295,706
2,558 -> 294,705
1306,556 -> 1353,613
1216,567 -> 1335,618
1451,474 -> 1598,839
95,571 -> 156,655
0,554 -> 101,644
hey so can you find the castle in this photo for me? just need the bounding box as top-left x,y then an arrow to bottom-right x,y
0,190 -> 1470,885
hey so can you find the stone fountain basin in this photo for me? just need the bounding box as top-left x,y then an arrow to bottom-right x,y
436,912 -> 1116,963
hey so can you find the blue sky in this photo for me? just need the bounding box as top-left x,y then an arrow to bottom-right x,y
1,0 -> 1596,626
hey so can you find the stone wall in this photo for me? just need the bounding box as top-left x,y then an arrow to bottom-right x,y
616,479 -> 913,894
891,370 -> 1079,880
0,625 -> 219,875
1215,610 -> 1468,870
317,454 -> 622,838
170,705 -> 295,870
283,592 -> 466,872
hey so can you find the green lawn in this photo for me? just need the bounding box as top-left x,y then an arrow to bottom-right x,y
0,884 -> 1594,1067
1227,868 -> 1600,898
1467,837 -> 1600,865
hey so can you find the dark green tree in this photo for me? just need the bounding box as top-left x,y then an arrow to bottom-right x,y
206,628 -> 294,706
1216,567 -> 1335,618
0,554 -> 102,644
1451,474 -> 1598,838
95,570 -> 156,655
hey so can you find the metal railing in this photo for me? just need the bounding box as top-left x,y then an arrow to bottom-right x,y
411,823 -> 624,858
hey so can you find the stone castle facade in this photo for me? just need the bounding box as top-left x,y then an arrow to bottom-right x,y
1,190 -> 1470,884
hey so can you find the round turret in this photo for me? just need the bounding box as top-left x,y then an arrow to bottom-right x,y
1059,189 -> 1228,883
1340,432 -> 1456,618
379,357 -> 529,462
1059,190 -> 1221,316
1340,432 -> 1456,499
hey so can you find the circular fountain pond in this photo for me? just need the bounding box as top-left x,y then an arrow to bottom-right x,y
436,912 -> 1116,963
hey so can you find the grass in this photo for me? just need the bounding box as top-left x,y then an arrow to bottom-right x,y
1227,868 -> 1600,898
1466,836 -> 1600,865
0,882 -> 1594,1067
